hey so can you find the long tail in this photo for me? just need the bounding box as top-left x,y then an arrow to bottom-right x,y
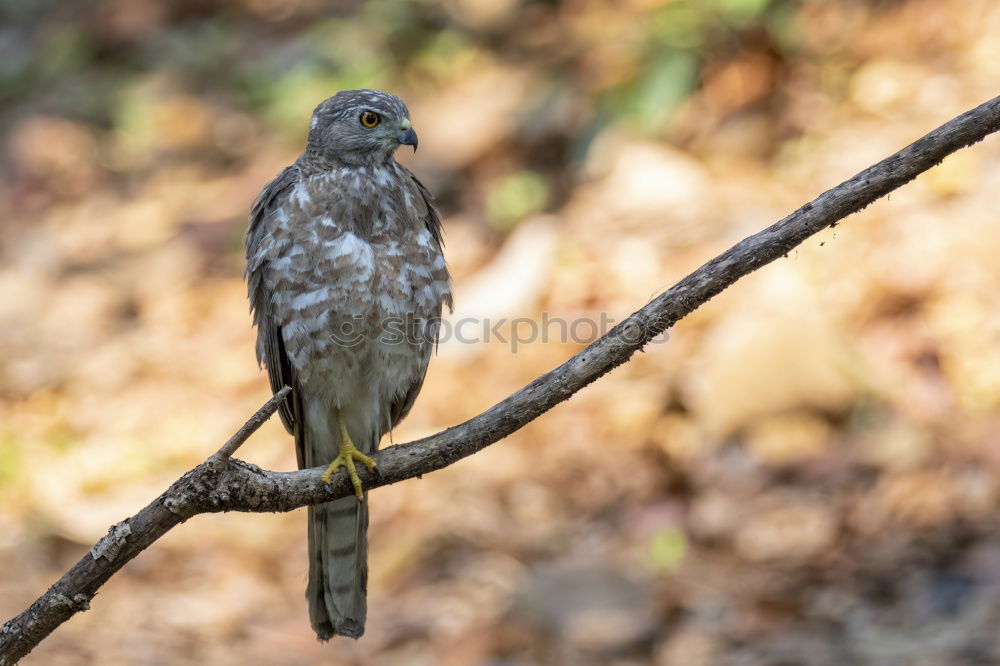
306,495 -> 368,639
301,415 -> 370,640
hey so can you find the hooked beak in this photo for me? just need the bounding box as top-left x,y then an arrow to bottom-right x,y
398,127 -> 418,153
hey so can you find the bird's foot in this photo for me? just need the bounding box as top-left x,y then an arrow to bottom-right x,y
320,443 -> 377,500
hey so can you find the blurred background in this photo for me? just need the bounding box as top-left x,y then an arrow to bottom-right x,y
1,0 -> 999,664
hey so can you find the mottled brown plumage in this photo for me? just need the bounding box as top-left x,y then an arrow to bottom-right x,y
245,90 -> 451,639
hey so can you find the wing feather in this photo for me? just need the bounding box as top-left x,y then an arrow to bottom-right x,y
389,170 -> 451,428
245,165 -> 306,464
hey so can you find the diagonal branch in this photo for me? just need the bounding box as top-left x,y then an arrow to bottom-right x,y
2,95 -> 999,665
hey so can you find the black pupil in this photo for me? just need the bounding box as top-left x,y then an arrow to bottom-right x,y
364,113 -> 377,125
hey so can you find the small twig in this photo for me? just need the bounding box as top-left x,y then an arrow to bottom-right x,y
1,95 -> 998,665
208,385 -> 291,468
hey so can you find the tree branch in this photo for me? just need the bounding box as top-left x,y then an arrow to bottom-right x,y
207,385 -> 292,467
2,95 -> 999,664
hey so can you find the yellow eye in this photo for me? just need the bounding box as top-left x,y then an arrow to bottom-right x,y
359,111 -> 380,128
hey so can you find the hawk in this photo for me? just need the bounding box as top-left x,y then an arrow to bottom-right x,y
245,90 -> 452,639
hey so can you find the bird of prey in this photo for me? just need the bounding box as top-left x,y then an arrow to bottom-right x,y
244,90 -> 452,639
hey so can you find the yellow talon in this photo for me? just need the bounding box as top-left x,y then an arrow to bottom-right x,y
319,410 -> 377,500
320,443 -> 377,499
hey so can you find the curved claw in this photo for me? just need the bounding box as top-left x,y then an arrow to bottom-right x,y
320,443 -> 378,500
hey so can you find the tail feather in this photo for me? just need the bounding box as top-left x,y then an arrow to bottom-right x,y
307,496 -> 368,640
301,408 -> 373,642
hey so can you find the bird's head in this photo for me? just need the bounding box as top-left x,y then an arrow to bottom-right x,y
305,89 -> 418,167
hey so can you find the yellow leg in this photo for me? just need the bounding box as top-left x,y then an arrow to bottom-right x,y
320,409 -> 377,500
